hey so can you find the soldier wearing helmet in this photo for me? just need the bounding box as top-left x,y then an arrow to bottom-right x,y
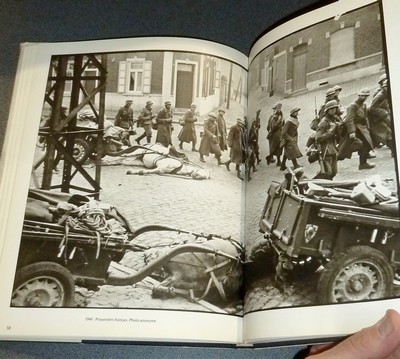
315,100 -> 340,179
338,88 -> 375,170
198,112 -> 223,165
368,79 -> 393,155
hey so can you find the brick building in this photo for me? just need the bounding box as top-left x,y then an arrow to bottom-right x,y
249,2 -> 384,98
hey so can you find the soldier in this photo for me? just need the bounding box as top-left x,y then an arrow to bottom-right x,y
266,103 -> 284,166
224,118 -> 247,180
250,109 -> 261,164
155,101 -> 173,147
368,80 -> 393,155
198,112 -> 223,165
279,107 -> 302,171
315,100 -> 340,180
178,103 -> 198,151
216,109 -> 228,152
373,73 -> 387,97
338,88 -> 375,170
114,99 -> 134,130
135,100 -> 155,145
315,88 -> 336,127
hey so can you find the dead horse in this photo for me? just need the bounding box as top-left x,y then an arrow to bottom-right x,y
123,143 -> 210,179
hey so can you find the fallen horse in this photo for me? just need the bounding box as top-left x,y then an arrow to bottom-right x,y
101,143 -> 210,179
12,189 -> 243,312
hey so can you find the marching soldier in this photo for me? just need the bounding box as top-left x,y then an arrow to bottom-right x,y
368,80 -> 393,155
178,103 -> 198,151
216,109 -> 228,151
136,100 -> 155,145
315,100 -> 340,180
266,103 -> 284,166
279,107 -> 302,171
224,118 -> 247,180
198,112 -> 223,165
114,99 -> 134,130
338,88 -> 375,170
155,101 -> 173,147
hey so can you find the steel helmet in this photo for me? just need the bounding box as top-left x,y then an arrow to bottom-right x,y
324,100 -> 339,112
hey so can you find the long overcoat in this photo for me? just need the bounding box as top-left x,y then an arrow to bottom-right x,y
338,100 -> 373,160
178,109 -> 197,143
367,88 -> 392,145
267,111 -> 284,156
155,107 -> 173,147
216,114 -> 228,150
228,123 -> 246,164
198,118 -> 222,156
280,116 -> 302,160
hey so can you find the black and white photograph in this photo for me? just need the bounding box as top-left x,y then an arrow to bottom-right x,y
244,1 -> 400,312
10,48 -> 248,316
3,0 -> 400,350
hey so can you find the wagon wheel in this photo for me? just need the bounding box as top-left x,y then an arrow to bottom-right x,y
11,262 -> 75,307
73,138 -> 91,163
317,245 -> 394,304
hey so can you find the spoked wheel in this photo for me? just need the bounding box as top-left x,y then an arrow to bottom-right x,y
317,245 -> 394,304
73,138 -> 91,164
11,262 -> 75,307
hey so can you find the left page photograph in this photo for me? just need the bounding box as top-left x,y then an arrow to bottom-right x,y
0,37 -> 248,344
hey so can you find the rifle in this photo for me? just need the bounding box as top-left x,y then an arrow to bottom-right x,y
310,96 -> 319,131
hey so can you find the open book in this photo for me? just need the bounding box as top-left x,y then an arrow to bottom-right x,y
1,0 -> 400,346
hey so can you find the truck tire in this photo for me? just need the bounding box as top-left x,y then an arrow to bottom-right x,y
11,262 -> 75,307
73,138 -> 91,163
317,245 -> 393,304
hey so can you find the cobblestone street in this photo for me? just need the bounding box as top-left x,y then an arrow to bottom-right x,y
33,73 -> 400,316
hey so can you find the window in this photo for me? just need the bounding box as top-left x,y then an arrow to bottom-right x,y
128,62 -> 143,92
329,27 -> 355,67
118,58 -> 152,94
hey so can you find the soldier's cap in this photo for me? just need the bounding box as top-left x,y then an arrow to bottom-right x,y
61,105 -> 68,110
256,109 -> 261,113
358,88 -> 370,96
237,118 -> 245,125
273,103 -> 282,109
378,73 -> 387,84
290,107 -> 301,115
165,101 -> 171,105
125,99 -> 133,104
190,103 -> 197,108
146,101 -> 153,106
325,88 -> 336,96
218,109 -> 225,113
333,85 -> 342,92
324,100 -> 339,112
208,112 -> 217,118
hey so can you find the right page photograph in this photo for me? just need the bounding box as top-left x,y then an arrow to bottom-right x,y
243,0 -> 400,344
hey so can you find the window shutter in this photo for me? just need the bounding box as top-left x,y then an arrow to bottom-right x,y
143,61 -> 152,94
118,61 -> 127,93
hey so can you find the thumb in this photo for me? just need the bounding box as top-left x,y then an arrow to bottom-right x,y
307,309 -> 400,359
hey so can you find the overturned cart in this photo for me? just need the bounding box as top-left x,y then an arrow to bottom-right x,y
257,170 -> 400,304
12,189 -> 243,309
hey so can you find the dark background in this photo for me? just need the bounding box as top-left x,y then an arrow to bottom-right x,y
0,1 -> 325,358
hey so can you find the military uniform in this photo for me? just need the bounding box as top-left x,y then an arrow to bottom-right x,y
136,101 -> 154,144
315,100 -> 339,179
198,112 -> 222,164
155,101 -> 173,147
338,88 -> 375,169
114,101 -> 133,129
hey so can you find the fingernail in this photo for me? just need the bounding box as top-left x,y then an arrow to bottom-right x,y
377,311 -> 394,337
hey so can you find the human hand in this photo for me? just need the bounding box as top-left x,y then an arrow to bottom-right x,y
306,309 -> 400,359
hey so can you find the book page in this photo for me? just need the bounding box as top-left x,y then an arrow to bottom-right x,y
0,37 -> 248,344
244,0 -> 400,344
